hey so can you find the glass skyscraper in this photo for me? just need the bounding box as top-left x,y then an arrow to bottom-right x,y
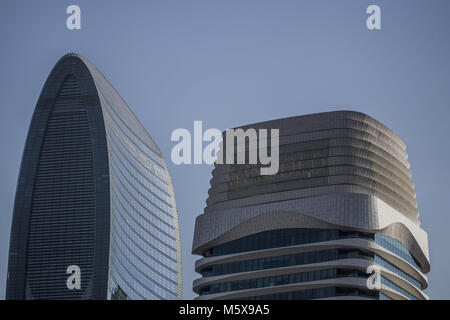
6,53 -> 181,300
192,111 -> 430,300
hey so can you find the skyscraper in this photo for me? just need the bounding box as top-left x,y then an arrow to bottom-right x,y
6,53 -> 182,300
192,111 -> 429,300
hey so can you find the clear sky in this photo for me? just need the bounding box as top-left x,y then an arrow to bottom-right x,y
1,0 -> 449,299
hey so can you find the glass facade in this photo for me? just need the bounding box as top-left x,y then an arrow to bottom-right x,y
200,269 -> 336,295
208,229 -> 339,257
103,90 -> 180,299
375,234 -> 422,271
193,112 -> 429,300
84,56 -> 182,299
239,287 -> 337,300
196,228 -> 424,300
6,53 -> 181,300
239,287 -> 378,300
16,75 -> 97,299
374,255 -> 421,289
200,249 -> 339,277
380,277 -> 418,300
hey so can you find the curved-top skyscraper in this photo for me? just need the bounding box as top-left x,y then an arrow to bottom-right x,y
6,53 -> 181,300
192,111 -> 429,300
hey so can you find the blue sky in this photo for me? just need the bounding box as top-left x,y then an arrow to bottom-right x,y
1,0 -> 449,299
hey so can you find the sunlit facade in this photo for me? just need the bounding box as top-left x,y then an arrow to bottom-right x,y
6,53 -> 181,300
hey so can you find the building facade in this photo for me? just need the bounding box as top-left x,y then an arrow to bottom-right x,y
192,111 -> 430,300
6,53 -> 182,300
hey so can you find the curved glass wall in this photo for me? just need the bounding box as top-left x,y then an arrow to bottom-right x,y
200,249 -> 339,277
99,81 -> 180,300
239,287 -> 379,300
197,228 -> 424,300
380,277 -> 418,300
374,255 -> 421,289
6,53 -> 182,300
208,229 -> 339,257
81,54 -> 182,300
379,293 -> 392,300
193,111 -> 429,301
239,287 -> 337,300
375,234 -> 422,271
200,269 -> 336,295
